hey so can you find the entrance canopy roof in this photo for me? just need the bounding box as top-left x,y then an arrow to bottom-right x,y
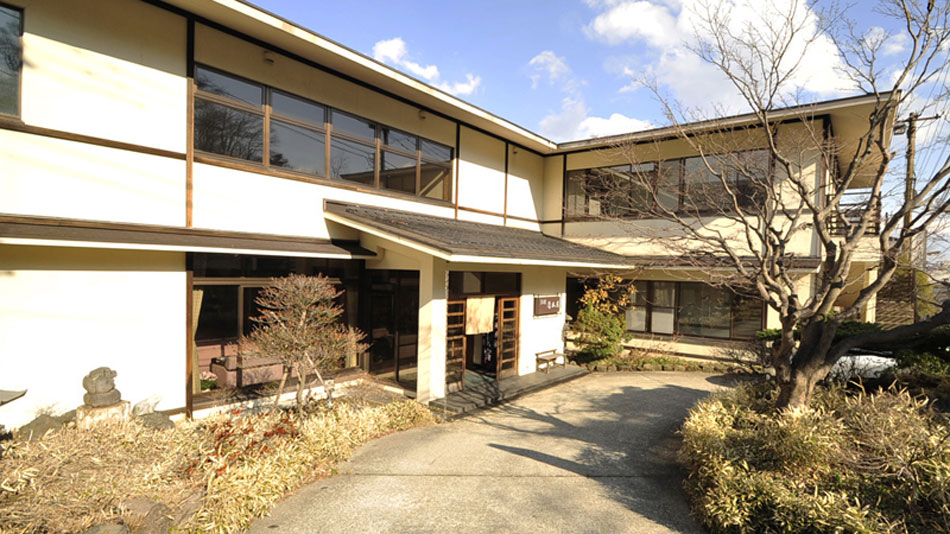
324,202 -> 636,269
0,216 -> 375,259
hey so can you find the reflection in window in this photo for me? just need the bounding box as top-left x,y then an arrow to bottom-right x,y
195,286 -> 239,342
194,99 -> 263,162
420,163 -> 450,200
330,136 -> 375,184
421,139 -> 452,162
331,110 -> 375,141
195,67 -> 261,106
270,120 -> 326,175
677,283 -> 731,338
624,280 -> 762,340
0,5 -> 19,116
380,150 -> 417,193
271,90 -> 325,126
383,127 -> 417,153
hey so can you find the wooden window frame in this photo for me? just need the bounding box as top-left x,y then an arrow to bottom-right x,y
624,281 -> 764,341
191,63 -> 455,203
0,2 -> 23,119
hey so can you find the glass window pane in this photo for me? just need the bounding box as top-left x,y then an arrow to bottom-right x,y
330,135 -> 375,184
653,282 -> 676,307
270,120 -> 326,175
420,163 -> 450,200
271,90 -> 325,126
651,307 -> 675,334
192,253 -> 242,277
0,6 -> 20,116
633,280 -> 648,305
733,293 -> 763,339
625,307 -> 646,332
195,66 -> 262,106
380,150 -> 417,194
332,110 -> 376,141
421,139 -> 452,162
677,283 -> 731,338
566,171 -> 588,216
658,160 -> 681,211
194,99 -> 263,162
243,286 -> 264,337
683,155 -> 733,211
195,285 -> 239,342
383,127 -> 418,153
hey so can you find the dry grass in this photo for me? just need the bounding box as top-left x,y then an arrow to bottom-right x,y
0,399 -> 436,534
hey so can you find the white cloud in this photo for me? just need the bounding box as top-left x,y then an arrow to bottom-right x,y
585,0 -> 856,113
372,37 -> 481,96
436,74 -> 482,97
578,112 -> 654,138
538,97 -> 653,141
529,51 -> 571,86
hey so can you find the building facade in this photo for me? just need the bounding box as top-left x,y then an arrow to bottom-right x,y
0,0 -> 883,427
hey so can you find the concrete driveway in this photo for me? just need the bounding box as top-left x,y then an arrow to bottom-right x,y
250,372 -> 730,534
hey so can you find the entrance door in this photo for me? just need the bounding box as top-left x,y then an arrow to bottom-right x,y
446,300 -> 466,389
367,271 -> 419,382
496,297 -> 519,379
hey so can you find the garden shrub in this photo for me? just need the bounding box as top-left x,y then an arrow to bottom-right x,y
573,303 -> 626,359
680,384 -> 950,533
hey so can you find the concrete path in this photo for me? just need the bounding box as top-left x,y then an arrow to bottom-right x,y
249,372 -> 732,534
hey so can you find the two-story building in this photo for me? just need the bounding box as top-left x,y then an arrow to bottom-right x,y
0,0 -> 887,427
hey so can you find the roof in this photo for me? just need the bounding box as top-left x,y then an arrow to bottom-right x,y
0,216 -> 375,259
323,202 -> 636,268
164,0 -> 891,155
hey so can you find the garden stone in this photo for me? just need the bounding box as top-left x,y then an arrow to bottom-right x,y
83,522 -> 130,534
83,367 -> 119,397
606,365 -> 618,372
137,412 -> 174,430
174,489 -> 205,525
54,409 -> 76,425
641,362 -> 659,371
18,414 -> 63,441
132,395 -> 161,416
139,502 -> 173,534
84,389 -> 121,408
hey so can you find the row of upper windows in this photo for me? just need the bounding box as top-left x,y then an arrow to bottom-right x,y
565,149 -> 770,219
194,65 -> 454,202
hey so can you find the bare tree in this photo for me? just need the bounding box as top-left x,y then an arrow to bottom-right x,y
581,0 -> 950,407
241,274 -> 366,410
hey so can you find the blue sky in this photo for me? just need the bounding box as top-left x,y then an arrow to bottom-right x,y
252,1 -> 945,149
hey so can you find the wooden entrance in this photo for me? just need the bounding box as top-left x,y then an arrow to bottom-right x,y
446,300 -> 466,390
496,297 -> 519,379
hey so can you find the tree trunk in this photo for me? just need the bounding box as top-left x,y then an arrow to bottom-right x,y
776,368 -> 824,408
272,367 -> 290,409
294,363 -> 305,410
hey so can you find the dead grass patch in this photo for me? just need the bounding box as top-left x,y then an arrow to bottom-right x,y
1,399 -> 435,533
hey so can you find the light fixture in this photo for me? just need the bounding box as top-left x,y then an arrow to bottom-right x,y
418,110 -> 427,120
263,51 -> 276,65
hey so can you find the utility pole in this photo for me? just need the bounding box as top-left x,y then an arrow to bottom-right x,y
899,111 -> 940,321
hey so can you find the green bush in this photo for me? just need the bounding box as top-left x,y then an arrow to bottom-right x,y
573,303 -> 627,359
680,384 -> 950,533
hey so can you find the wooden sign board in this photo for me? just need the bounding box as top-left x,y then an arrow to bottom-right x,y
534,295 -> 560,316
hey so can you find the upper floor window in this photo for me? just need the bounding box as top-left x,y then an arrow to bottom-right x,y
192,65 -> 454,202
565,149 -> 769,218
0,4 -> 22,117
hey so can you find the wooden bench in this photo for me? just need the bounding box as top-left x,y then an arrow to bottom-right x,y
536,350 -> 565,374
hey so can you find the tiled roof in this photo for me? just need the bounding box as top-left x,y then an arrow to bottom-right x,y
323,202 -> 634,266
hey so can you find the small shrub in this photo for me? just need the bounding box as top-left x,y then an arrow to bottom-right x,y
573,303 -> 627,359
680,384 -> 950,533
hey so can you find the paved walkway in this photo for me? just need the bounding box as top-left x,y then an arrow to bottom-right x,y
249,372 -> 731,534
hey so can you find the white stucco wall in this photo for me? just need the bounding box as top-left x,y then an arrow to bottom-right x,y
19,0 -> 187,153
0,130 -> 186,226
0,246 -> 187,429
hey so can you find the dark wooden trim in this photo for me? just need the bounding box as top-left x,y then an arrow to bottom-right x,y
0,1 -> 24,120
0,212 -> 368,245
192,154 -> 454,208
185,270 -> 194,418
503,142 -> 509,224
0,116 -> 187,160
505,213 -> 540,224
456,205 -> 505,219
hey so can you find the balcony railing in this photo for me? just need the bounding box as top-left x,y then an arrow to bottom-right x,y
827,188 -> 881,236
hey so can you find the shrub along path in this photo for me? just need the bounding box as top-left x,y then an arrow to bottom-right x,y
250,372 -> 732,534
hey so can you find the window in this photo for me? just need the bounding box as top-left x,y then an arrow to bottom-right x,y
0,4 -> 21,117
624,280 -> 763,340
565,149 -> 769,218
192,64 -> 454,201
448,271 -> 521,296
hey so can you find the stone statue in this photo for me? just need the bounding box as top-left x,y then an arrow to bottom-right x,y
82,367 -> 121,408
